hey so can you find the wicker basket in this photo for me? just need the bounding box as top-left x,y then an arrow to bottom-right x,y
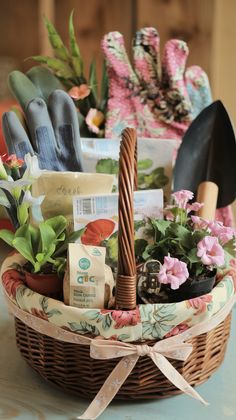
11,128 -> 232,399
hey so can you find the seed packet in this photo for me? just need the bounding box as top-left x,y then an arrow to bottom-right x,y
65,243 -> 114,309
79,137 -> 176,199
73,189 -> 163,268
31,170 -> 115,228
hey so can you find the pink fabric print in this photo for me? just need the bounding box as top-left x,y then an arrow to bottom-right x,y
217,259 -> 236,290
2,269 -> 24,299
111,307 -> 141,329
187,294 -> 213,315
30,308 -> 49,321
164,323 -> 189,338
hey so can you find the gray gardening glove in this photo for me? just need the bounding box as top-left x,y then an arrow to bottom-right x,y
2,68 -> 82,171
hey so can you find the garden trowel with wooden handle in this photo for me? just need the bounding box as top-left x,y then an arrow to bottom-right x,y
173,100 -> 236,209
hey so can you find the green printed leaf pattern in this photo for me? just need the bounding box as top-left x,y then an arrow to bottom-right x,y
84,309 -> 113,331
117,334 -> 131,341
142,303 -> 177,339
225,277 -> 234,299
68,321 -> 100,336
38,296 -> 62,318
102,314 -> 112,330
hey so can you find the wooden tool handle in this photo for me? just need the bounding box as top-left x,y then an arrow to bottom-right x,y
196,181 -> 219,220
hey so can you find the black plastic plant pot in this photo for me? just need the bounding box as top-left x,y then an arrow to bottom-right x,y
168,269 -> 217,303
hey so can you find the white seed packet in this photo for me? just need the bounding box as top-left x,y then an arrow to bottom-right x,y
31,170 -> 115,228
73,189 -> 163,267
79,137 -> 176,200
65,243 -> 114,309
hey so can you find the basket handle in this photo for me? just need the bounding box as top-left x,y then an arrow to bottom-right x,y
116,128 -> 138,310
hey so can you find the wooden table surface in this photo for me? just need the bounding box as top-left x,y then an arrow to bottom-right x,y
0,242 -> 236,420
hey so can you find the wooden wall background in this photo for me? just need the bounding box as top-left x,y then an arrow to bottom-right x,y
0,0 -> 235,124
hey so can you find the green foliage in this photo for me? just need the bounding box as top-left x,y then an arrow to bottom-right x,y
89,59 -> 98,103
43,16 -> 70,61
104,232 -> 118,267
134,203 -> 235,278
138,166 -> 169,190
96,158 -> 119,175
0,215 -> 82,276
137,159 -> 153,171
30,10 -> 108,125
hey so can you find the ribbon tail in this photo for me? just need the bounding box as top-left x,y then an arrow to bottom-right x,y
78,354 -> 139,420
151,353 -> 209,406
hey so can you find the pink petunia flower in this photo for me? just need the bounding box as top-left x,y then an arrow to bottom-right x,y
164,205 -> 175,221
158,255 -> 189,290
197,236 -> 225,266
68,84 -> 91,100
85,108 -> 104,134
171,190 -> 194,209
186,202 -> 204,213
207,221 -> 236,245
191,215 -> 209,230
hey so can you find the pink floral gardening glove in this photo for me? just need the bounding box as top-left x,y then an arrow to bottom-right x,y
102,28 -> 233,227
102,28 -> 212,141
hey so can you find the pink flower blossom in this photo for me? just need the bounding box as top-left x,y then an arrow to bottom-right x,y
68,84 -> 91,100
207,221 -> 236,245
164,323 -> 189,338
111,308 -> 141,329
164,205 -> 175,221
85,108 -> 104,134
186,202 -> 204,213
191,215 -> 209,230
172,190 -> 194,209
197,236 -> 225,266
187,294 -> 212,315
158,256 -> 189,290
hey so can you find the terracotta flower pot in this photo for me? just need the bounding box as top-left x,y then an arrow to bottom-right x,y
24,270 -> 63,300
169,270 -> 216,303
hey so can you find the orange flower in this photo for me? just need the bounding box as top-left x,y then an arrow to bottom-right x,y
68,84 -> 91,100
81,219 -> 115,246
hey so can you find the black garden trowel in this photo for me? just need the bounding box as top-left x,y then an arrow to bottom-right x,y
173,100 -> 236,218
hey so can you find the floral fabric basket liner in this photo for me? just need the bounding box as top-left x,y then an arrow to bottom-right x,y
1,252 -> 235,342
2,252 -> 236,420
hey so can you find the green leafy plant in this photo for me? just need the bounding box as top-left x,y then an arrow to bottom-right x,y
0,153 -> 43,229
135,191 -> 236,283
30,11 -> 108,137
0,215 -> 83,277
96,157 -> 169,190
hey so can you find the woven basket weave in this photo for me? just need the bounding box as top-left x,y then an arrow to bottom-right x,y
13,128 -> 231,399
